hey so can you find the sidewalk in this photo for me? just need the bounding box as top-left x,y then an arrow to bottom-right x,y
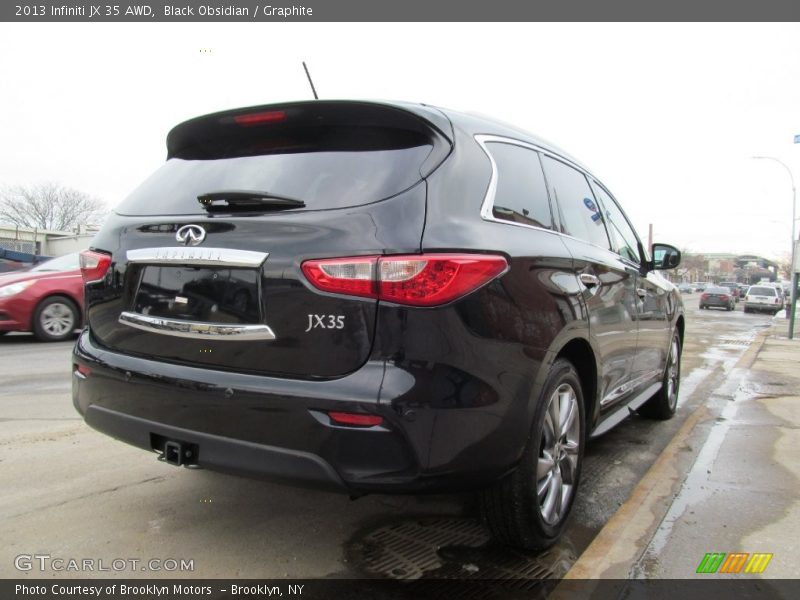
562,324 -> 800,580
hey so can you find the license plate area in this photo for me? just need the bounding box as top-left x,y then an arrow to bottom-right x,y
133,265 -> 260,325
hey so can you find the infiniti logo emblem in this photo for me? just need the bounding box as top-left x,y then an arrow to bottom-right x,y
175,224 -> 206,246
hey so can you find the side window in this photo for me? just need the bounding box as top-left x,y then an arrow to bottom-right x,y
541,156 -> 610,249
592,182 -> 641,264
485,142 -> 553,230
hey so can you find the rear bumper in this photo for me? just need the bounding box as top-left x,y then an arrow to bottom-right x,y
84,404 -> 347,490
72,329 -> 519,494
745,302 -> 781,313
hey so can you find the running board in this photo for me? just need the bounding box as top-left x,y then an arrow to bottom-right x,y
590,382 -> 661,438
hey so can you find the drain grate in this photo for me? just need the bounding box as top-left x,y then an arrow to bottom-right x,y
350,517 -> 560,597
718,337 -> 754,346
358,518 -> 492,580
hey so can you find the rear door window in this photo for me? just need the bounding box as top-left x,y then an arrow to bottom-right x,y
485,142 -> 553,230
541,156 -> 610,249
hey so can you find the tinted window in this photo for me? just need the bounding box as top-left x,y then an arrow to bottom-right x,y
486,142 -> 552,230
592,182 -> 641,264
749,286 -> 777,296
116,127 -> 433,216
541,156 -> 609,248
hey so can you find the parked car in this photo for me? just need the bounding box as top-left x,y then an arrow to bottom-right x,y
692,281 -> 711,292
0,253 -> 83,341
699,286 -> 736,311
678,283 -> 694,294
73,100 -> 684,550
744,285 -> 783,315
718,281 -> 741,302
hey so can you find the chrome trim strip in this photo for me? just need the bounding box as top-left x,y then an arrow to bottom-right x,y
474,134 -> 612,246
126,247 -> 269,267
119,312 -> 276,341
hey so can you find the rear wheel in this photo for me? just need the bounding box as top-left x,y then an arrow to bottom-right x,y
639,332 -> 681,420
33,296 -> 78,342
481,358 -> 584,550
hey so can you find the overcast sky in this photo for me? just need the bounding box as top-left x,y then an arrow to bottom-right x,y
1,22 -> 799,260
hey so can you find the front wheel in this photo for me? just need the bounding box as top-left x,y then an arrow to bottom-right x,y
639,332 -> 681,420
33,296 -> 78,342
481,358 -> 585,550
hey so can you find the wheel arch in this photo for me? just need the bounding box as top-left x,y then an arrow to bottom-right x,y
554,338 -> 598,434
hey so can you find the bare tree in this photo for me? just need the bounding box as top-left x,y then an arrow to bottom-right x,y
0,182 -> 106,232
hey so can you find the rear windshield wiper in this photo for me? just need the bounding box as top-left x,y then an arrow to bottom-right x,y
197,190 -> 306,212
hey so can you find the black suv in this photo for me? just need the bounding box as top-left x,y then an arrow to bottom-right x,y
73,100 -> 683,550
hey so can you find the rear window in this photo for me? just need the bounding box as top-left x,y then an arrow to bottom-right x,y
116,126 -> 434,216
706,287 -> 730,294
748,286 -> 777,296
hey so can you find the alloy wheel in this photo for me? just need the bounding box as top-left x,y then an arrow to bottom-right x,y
537,383 -> 581,526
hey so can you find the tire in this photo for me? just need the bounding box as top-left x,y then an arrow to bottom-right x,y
744,307 -> 751,314
481,358 -> 585,550
639,332 -> 681,420
33,296 -> 78,342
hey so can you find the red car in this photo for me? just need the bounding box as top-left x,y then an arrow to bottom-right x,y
0,253 -> 84,341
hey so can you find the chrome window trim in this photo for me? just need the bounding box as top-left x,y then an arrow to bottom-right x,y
119,311 -> 276,341
475,134 -> 586,238
126,247 -> 269,267
475,134 -> 638,258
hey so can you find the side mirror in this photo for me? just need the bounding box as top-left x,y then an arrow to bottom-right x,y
651,243 -> 681,270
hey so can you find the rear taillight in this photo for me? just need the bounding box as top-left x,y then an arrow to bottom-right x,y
79,250 -> 111,284
701,293 -> 710,300
720,295 -> 729,301
301,254 -> 508,307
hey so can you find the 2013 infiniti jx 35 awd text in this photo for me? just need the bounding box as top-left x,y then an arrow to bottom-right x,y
73,100 -> 683,550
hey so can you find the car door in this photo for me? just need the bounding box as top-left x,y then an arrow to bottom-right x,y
592,181 -> 670,394
540,155 -> 640,412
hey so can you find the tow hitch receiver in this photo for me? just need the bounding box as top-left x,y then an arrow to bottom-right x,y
159,439 -> 198,467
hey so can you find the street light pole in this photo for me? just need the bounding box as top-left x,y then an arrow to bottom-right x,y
752,156 -> 797,339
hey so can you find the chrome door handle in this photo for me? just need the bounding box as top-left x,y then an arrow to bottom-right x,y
637,288 -> 648,299
579,273 -> 600,288
119,311 -> 276,341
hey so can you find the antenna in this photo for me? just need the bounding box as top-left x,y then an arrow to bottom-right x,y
302,61 -> 319,100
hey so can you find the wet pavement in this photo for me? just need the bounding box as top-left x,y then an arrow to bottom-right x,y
564,307 -> 799,582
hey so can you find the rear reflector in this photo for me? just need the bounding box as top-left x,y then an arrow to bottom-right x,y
79,250 -> 112,284
302,254 -> 508,307
328,411 -> 383,427
73,363 -> 91,378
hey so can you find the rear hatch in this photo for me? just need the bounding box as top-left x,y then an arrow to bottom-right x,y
85,101 -> 452,379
